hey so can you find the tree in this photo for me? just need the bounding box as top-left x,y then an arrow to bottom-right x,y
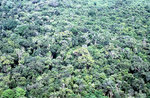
1,89 -> 15,98
65,47 -> 94,69
15,87 -> 26,98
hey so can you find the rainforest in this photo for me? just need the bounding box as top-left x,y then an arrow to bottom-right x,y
0,0 -> 150,97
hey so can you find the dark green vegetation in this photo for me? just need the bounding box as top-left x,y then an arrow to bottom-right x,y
0,0 -> 150,97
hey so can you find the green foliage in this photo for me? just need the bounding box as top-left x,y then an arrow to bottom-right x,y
65,47 -> 94,69
1,87 -> 26,98
2,19 -> 18,30
1,89 -> 15,98
0,0 -> 149,97
15,87 -> 26,98
84,90 -> 108,98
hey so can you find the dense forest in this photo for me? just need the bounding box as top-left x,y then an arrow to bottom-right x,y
0,0 -> 150,97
